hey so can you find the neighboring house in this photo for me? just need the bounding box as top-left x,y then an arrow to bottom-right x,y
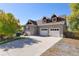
24,14 -> 67,37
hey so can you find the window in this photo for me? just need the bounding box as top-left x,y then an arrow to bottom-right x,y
56,29 -> 59,31
51,29 -> 54,31
50,29 -> 59,31
41,29 -> 48,31
26,26 -> 30,30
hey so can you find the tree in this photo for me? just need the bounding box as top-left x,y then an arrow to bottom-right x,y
0,10 -> 20,39
68,3 -> 79,31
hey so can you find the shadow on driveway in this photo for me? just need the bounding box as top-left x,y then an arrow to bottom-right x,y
0,37 -> 41,51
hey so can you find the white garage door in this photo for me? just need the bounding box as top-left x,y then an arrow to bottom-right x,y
40,28 -> 48,36
49,28 -> 60,37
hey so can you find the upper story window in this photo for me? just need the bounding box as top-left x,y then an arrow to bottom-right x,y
26,26 -> 30,30
52,17 -> 57,22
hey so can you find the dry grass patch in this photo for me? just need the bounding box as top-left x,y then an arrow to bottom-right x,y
41,38 -> 79,56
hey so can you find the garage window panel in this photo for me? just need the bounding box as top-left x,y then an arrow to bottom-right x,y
50,29 -> 59,31
56,29 -> 59,31
50,29 -> 54,31
41,29 -> 48,31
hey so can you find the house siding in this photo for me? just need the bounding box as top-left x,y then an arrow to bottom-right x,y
29,25 -> 38,35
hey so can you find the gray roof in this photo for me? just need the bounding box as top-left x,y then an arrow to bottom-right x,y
26,15 -> 66,26
37,21 -> 65,26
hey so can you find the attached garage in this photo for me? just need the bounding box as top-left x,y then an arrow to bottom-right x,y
49,28 -> 60,37
40,28 -> 48,36
39,27 -> 61,37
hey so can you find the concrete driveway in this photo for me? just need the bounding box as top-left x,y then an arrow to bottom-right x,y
0,36 -> 62,56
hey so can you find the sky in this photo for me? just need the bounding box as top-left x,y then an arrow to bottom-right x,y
0,3 -> 71,25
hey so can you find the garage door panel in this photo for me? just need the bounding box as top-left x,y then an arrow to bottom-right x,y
40,28 -> 48,36
49,28 -> 60,37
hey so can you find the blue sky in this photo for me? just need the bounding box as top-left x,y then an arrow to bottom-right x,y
0,3 -> 71,25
